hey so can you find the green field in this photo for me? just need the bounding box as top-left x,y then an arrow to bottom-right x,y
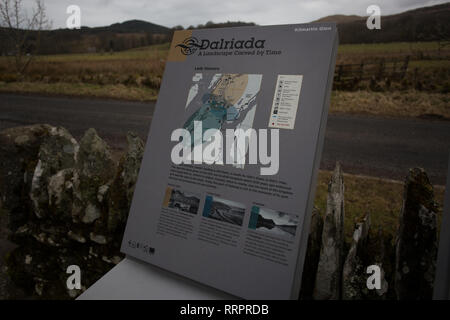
34,43 -> 171,62
15,41 -> 445,61
2,41 -> 443,62
338,41 -> 444,55
0,41 -> 448,118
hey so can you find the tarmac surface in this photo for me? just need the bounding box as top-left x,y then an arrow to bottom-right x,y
1,93 -> 449,184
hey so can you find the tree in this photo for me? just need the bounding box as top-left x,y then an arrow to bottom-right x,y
172,25 -> 184,31
434,21 -> 450,56
0,0 -> 51,74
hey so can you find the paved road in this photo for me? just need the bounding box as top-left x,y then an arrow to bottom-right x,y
1,93 -> 449,184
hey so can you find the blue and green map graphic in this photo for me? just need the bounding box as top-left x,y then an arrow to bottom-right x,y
183,73 -> 262,166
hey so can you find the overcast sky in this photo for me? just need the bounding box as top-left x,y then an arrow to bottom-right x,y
22,0 -> 449,29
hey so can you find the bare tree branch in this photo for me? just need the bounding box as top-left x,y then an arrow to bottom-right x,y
0,0 -> 52,74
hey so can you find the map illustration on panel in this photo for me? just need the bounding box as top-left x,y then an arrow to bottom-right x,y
183,73 -> 263,168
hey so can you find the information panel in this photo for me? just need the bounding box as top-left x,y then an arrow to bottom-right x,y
121,23 -> 338,299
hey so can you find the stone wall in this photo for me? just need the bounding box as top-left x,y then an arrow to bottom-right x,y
0,125 -> 440,299
301,164 -> 438,300
0,124 -> 143,299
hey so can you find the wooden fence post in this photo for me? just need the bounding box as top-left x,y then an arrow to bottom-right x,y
400,56 -> 410,79
337,65 -> 343,82
377,58 -> 385,80
358,62 -> 364,82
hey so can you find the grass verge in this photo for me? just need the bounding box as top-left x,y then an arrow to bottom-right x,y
330,90 -> 450,119
0,82 -> 158,102
1,81 -> 448,120
314,170 -> 445,242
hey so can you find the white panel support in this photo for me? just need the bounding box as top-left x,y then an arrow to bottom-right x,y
78,256 -> 236,300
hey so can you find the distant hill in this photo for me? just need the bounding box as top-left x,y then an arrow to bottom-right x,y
85,19 -> 170,34
0,19 -> 172,55
312,14 -> 364,24
187,21 -> 256,30
313,3 -> 450,44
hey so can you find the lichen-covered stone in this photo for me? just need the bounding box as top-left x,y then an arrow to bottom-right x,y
366,228 -> 395,299
82,202 -> 101,224
107,131 -> 144,232
30,127 -> 79,219
313,162 -> 345,300
97,185 -> 109,203
1,125 -> 126,300
89,232 -> 108,245
0,124 -> 53,229
75,128 -> 116,228
6,240 -> 112,299
342,214 -> 371,299
300,207 -> 323,300
47,168 -> 78,220
395,168 -> 437,300
67,230 -> 86,243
